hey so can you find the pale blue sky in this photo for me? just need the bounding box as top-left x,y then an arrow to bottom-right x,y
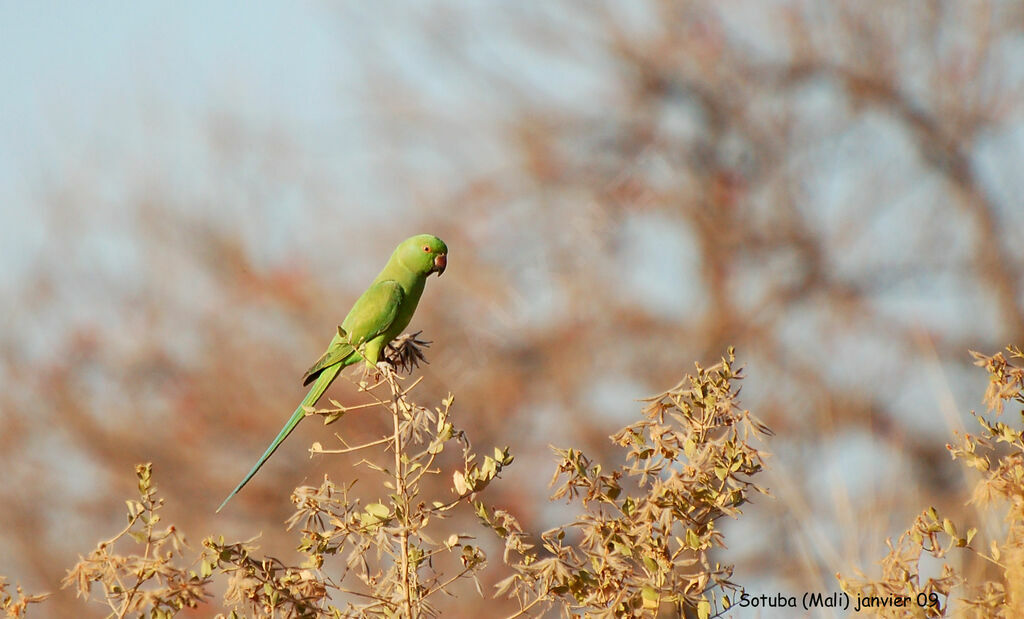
1,3 -> 348,282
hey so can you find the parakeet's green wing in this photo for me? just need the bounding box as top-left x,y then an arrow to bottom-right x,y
301,331 -> 354,386
343,279 -> 405,346
301,280 -> 404,385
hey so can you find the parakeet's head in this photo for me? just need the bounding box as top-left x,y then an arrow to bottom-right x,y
396,234 -> 448,276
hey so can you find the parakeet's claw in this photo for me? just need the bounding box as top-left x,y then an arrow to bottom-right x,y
358,360 -> 393,383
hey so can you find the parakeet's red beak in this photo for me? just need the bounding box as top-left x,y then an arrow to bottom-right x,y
434,253 -> 447,276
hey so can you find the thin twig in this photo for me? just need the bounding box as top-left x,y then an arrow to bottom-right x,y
389,370 -> 416,619
311,435 -> 393,455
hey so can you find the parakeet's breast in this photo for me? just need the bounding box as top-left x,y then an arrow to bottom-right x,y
386,277 -> 426,339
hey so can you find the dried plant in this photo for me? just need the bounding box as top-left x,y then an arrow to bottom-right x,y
481,348 -> 772,617
41,343 -> 1024,617
385,331 -> 432,373
20,345 -> 775,617
62,463 -> 211,618
204,346 -> 511,617
839,346 -> 1024,617
0,577 -> 47,618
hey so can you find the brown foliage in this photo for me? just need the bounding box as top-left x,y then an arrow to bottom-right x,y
839,347 -> 1024,616
27,349 -> 769,617
485,349 -> 771,617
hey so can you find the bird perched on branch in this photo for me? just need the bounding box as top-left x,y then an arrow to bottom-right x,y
217,234 -> 448,512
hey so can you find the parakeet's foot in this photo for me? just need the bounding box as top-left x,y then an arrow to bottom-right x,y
358,361 -> 394,382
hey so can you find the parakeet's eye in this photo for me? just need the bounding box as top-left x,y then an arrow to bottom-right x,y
423,245 -> 431,252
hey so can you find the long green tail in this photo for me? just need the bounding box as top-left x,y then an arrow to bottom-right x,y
216,363 -> 345,513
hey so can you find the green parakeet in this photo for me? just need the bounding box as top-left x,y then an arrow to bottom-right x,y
216,234 -> 448,513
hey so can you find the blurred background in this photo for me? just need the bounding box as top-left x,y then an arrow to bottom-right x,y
2,1 -> 1023,615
